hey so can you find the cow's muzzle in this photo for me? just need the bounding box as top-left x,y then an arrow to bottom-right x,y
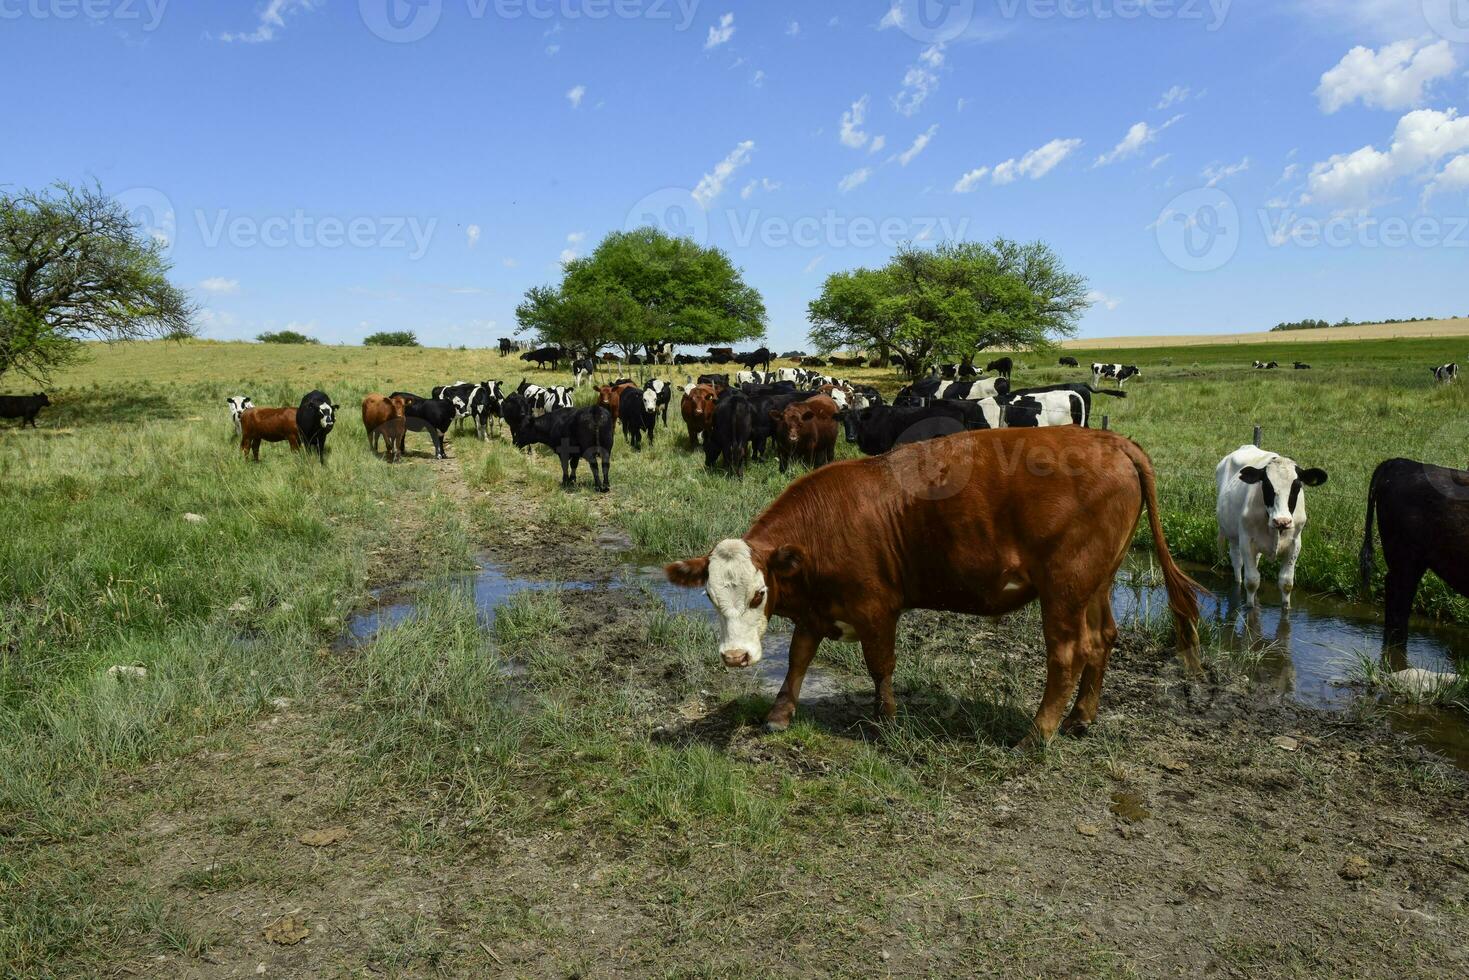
1272,517 -> 1293,530
721,649 -> 753,668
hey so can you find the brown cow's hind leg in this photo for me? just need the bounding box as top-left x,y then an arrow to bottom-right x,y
1022,602 -> 1087,748
1062,592 -> 1118,735
765,625 -> 822,733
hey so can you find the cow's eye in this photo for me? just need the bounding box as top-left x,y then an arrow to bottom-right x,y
749,589 -> 766,609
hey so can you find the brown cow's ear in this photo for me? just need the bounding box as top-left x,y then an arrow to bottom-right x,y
665,557 -> 709,587
768,545 -> 803,578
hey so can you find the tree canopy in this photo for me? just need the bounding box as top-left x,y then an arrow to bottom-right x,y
807,239 -> 1088,374
1,182 -> 195,380
516,227 -> 766,357
363,330 -> 419,347
257,330 -> 319,345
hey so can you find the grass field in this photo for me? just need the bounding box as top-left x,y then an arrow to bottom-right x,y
3,337 -> 1468,976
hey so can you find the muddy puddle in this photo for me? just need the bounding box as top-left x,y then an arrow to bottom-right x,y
345,549 -> 1469,766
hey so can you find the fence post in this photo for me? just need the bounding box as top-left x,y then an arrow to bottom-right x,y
1253,425 -> 1262,447
1101,416 -> 1110,431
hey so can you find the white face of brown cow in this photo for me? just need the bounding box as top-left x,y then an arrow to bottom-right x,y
668,539 -> 770,668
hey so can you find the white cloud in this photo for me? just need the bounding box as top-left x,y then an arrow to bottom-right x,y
838,168 -> 873,193
559,231 -> 586,264
1156,85 -> 1191,110
869,134 -> 887,155
878,3 -> 903,30
751,69 -> 765,87
466,225 -> 481,248
199,277 -> 239,294
1426,154 -> 1469,200
740,177 -> 781,200
990,138 -> 1083,185
1095,116 -> 1183,167
898,125 -> 939,166
216,0 -> 320,44
1086,290 -> 1122,311
1202,157 -> 1250,187
693,140 -> 755,207
566,85 -> 586,108
1150,153 -> 1172,169
786,21 -> 801,36
705,12 -> 735,49
502,257 -> 519,268
840,95 -> 872,148
953,168 -> 990,193
804,254 -> 826,274
546,44 -> 560,56
894,44 -> 944,117
1316,40 -> 1456,113
1305,108 -> 1469,207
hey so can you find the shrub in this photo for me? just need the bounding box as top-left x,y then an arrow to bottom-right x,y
256,330 -> 319,345
363,331 -> 419,348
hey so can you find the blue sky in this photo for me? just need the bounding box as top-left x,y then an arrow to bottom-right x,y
6,0 -> 1469,349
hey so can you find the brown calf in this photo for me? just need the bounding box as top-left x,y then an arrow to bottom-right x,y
773,395 -> 839,473
362,394 -> 408,462
239,407 -> 300,461
680,384 -> 718,449
595,383 -> 638,423
666,427 -> 1201,746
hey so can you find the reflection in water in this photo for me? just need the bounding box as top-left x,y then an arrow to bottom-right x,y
345,552 -> 1467,767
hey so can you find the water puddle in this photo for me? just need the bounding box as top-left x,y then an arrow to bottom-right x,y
343,549 -> 1468,766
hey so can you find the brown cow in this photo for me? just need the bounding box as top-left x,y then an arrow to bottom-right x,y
773,395 -> 839,473
680,383 -> 718,449
362,394 -> 407,462
595,383 -> 638,423
239,407 -> 300,461
666,427 -> 1201,746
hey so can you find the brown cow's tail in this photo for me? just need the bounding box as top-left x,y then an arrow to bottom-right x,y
1359,463 -> 1382,599
1119,438 -> 1203,661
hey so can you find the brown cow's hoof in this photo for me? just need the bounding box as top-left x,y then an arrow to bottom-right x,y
762,718 -> 790,735
1059,717 -> 1093,737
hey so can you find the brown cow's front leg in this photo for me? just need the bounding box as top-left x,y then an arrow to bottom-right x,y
765,625 -> 822,733
860,617 -> 899,723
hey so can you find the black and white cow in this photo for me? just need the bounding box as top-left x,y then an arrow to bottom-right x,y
644,378 -> 673,426
1433,363 -> 1459,384
1215,445 -> 1328,608
1092,363 -> 1141,386
227,395 -> 255,436
936,377 -> 1011,401
572,357 -> 599,388
517,380 -> 573,416
618,385 -> 657,452
996,386 -> 1089,427
296,390 -> 339,465
736,369 -> 773,386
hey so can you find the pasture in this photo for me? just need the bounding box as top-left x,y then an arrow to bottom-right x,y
3,337 -> 1469,977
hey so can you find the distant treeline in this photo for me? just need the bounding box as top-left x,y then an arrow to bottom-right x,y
1270,315 -> 1461,332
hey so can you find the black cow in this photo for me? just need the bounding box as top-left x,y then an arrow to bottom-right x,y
296,391 -> 339,464
696,373 -> 731,389
847,401 -> 991,455
405,397 -> 456,460
707,347 -> 735,364
732,347 -> 772,372
498,338 -> 516,356
1059,356 -> 1080,367
985,357 -> 1013,379
799,356 -> 827,368
780,350 -> 808,360
389,391 -> 427,406
1361,458 -> 1469,657
705,390 -> 754,477
939,360 -> 977,380
520,346 -> 564,370
0,392 -> 52,428
502,395 -> 614,492
674,353 -> 700,366
619,386 -> 656,452
1293,362 -> 1312,370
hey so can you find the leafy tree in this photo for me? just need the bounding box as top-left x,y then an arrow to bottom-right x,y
363,330 -> 419,347
257,330 -> 319,345
808,239 -> 1088,375
0,182 -> 196,381
517,227 -> 766,358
